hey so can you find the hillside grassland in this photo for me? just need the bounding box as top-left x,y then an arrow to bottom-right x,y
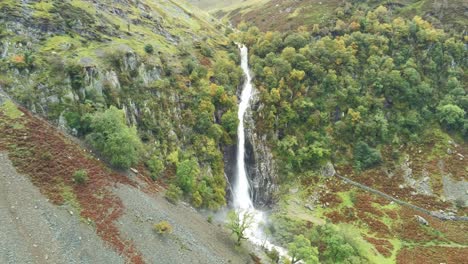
195,0 -> 468,32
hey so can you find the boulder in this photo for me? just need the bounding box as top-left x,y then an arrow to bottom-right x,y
414,215 -> 429,226
321,162 -> 336,178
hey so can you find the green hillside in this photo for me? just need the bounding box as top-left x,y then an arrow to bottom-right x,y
0,0 -> 244,211
191,0 -> 468,32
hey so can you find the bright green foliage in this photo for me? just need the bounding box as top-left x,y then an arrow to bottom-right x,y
86,106 -> 143,169
221,110 -> 238,136
437,104 -> 465,130
0,100 -> 23,119
176,158 -> 200,194
153,221 -> 173,234
73,169 -> 88,184
288,235 -> 319,264
310,224 -> 362,264
165,184 -> 183,204
226,210 -> 254,246
146,155 -> 164,181
192,191 -> 203,208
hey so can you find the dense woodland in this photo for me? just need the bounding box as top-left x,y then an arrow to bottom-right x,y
234,6 -> 466,179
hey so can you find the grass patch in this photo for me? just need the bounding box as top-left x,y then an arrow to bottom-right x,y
60,183 -> 82,213
0,100 -> 23,119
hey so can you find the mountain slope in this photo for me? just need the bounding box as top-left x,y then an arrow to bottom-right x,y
191,0 -> 468,32
0,0 -> 246,211
0,92 -> 253,263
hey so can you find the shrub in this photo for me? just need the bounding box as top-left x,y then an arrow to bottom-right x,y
353,141 -> 382,171
165,184 -> 182,204
176,158 -> 199,194
192,191 -> 203,208
153,221 -> 173,234
146,155 -> 164,181
144,44 -> 154,54
40,151 -> 53,161
200,43 -> 213,57
437,104 -> 465,130
221,110 -> 238,136
86,106 -> 143,169
73,169 -> 88,184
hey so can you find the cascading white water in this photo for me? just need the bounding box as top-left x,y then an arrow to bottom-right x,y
232,45 -> 287,256
233,45 -> 254,210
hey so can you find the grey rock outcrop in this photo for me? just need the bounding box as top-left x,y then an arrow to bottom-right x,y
321,162 -> 336,178
244,89 -> 278,208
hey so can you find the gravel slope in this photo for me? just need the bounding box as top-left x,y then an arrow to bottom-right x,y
114,184 -> 253,264
0,152 -> 124,264
0,151 -> 256,264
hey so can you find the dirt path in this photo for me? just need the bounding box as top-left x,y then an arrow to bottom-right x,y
0,152 -> 124,264
335,174 -> 468,221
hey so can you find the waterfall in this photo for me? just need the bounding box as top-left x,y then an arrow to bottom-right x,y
232,45 -> 287,256
233,45 -> 254,210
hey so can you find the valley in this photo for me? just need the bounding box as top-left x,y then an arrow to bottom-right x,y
0,0 -> 467,264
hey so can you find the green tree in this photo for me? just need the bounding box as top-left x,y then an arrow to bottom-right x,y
221,110 -> 238,136
176,158 -> 199,194
165,184 -> 183,204
284,33 -> 308,50
288,235 -> 319,264
226,210 -> 254,246
353,141 -> 382,171
310,224 -> 360,263
437,104 -> 465,130
147,155 -> 164,181
86,106 -> 142,169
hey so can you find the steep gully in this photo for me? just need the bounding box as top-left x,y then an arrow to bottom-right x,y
230,45 -> 287,255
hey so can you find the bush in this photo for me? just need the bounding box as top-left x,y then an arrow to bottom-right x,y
200,43 -> 213,57
192,191 -> 203,208
73,169 -> 88,184
176,158 -> 199,194
144,44 -> 154,54
437,104 -> 465,130
353,141 -> 382,171
146,155 -> 164,181
165,184 -> 182,204
153,221 -> 173,234
221,110 -> 238,136
86,106 -> 143,169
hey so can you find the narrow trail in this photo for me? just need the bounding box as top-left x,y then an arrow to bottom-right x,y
334,174 -> 468,221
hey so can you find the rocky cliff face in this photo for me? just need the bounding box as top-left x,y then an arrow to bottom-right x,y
244,89 -> 278,208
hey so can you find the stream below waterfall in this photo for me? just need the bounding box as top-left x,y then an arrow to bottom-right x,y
231,45 -> 287,256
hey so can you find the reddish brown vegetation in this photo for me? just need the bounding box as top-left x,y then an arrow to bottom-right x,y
199,57 -> 212,67
0,109 -> 144,263
319,192 -> 343,207
393,207 -> 468,245
325,207 -> 357,224
397,246 -> 468,264
364,236 -> 393,258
